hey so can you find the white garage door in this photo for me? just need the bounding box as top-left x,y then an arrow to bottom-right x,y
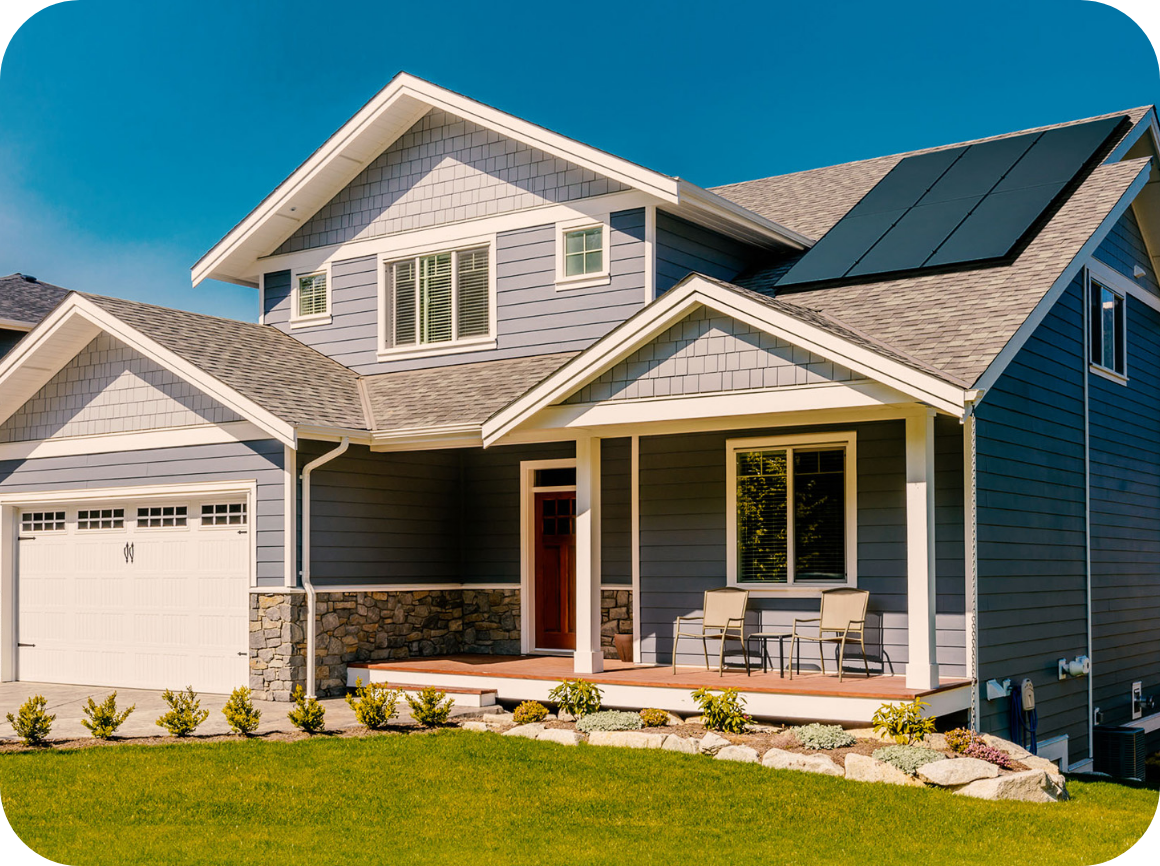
16,497 -> 250,694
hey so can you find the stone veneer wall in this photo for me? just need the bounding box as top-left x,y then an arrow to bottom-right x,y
249,593 -> 306,702
601,589 -> 633,658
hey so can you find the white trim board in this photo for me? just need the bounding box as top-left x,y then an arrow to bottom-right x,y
519,457 -> 577,655
0,421 -> 273,462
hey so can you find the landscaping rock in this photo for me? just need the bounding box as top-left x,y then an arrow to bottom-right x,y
845,727 -> 893,742
698,731 -> 732,755
664,712 -> 684,726
917,758 -> 999,787
980,734 -> 1032,760
684,715 -> 705,726
537,729 -> 582,746
587,730 -> 667,749
502,724 -> 545,739
662,735 -> 698,755
844,754 -> 925,787
921,733 -> 948,751
716,745 -> 760,763
748,723 -> 781,734
485,712 -> 515,726
557,711 -> 577,722
761,748 -> 843,777
460,721 -> 490,733
954,769 -> 1060,803
1020,757 -> 1069,800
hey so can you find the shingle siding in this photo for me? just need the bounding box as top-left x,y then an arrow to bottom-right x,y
655,211 -> 755,294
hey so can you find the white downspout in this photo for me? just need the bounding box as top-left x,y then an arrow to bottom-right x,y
301,437 -> 349,698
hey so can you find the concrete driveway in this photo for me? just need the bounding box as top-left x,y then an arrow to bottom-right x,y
0,682 -> 479,742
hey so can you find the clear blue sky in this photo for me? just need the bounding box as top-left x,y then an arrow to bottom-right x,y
1,0 -> 1157,322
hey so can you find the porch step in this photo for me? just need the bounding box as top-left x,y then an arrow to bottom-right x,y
347,664 -> 497,707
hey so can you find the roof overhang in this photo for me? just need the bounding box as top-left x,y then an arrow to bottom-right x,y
0,295 -> 297,448
193,73 -> 808,287
482,275 -> 969,445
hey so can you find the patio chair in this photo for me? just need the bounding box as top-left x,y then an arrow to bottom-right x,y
788,588 -> 871,682
672,588 -> 750,676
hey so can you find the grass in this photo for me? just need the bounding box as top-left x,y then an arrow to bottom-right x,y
0,731 -> 1156,866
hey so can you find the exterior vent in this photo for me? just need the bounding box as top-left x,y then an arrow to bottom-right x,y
1092,725 -> 1146,781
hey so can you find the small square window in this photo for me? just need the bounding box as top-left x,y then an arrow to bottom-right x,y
563,227 -> 604,277
297,272 -> 329,319
137,506 -> 188,528
21,511 -> 65,532
78,509 -> 124,530
202,503 -> 247,526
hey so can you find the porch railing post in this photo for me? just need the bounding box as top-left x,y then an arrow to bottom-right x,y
575,433 -> 604,674
905,409 -> 940,690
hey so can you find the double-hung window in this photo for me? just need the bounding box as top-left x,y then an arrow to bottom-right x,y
727,434 -> 856,588
1089,276 -> 1126,378
294,271 -> 330,323
384,246 -> 491,351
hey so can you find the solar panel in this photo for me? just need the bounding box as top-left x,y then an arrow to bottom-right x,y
777,115 -> 1126,287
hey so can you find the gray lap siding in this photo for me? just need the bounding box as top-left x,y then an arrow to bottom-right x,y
655,211 -> 755,295
0,440 -> 287,585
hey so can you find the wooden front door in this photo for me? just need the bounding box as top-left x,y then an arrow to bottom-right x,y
534,491 -> 576,650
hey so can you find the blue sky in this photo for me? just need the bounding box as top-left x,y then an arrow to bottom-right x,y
0,0 -> 1157,323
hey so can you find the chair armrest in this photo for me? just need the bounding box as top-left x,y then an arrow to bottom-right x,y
790,617 -> 819,638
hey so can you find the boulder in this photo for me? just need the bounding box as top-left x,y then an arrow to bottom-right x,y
684,715 -> 705,726
917,758 -> 999,787
460,721 -> 490,733
716,745 -> 760,763
844,727 -> 892,742
587,731 -> 667,749
748,723 -> 782,734
953,769 -> 1060,803
843,754 -> 925,787
921,733 -> 948,751
980,734 -> 1032,760
538,728 -> 582,746
502,723 -> 545,739
1019,757 -> 1069,800
761,748 -> 843,777
664,712 -> 684,726
698,731 -> 732,755
661,735 -> 698,755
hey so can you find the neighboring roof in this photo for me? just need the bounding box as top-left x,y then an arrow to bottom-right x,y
0,273 -> 70,326
363,352 -> 577,431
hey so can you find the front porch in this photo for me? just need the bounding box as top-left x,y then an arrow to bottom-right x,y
347,654 -> 974,724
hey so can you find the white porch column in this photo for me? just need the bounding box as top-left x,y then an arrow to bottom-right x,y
905,409 -> 940,690
574,434 -> 604,674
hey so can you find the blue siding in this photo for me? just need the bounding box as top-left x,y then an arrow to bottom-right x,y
655,211 -> 756,295
1094,207 -> 1160,296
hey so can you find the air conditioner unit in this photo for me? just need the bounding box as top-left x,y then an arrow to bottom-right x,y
1093,726 -> 1146,781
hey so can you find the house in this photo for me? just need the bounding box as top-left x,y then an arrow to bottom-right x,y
0,73 -> 1157,771
0,273 -> 69,357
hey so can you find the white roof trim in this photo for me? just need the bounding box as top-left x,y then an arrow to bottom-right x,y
193,73 -> 806,287
482,275 -> 968,444
0,295 -> 296,447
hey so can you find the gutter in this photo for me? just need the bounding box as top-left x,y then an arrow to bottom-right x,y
301,437 -> 350,697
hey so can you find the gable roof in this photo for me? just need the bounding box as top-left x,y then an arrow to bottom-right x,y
0,273 -> 70,328
193,73 -> 808,288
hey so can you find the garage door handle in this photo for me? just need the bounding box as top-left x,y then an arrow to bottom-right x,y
237,652 -> 247,656
17,643 -> 34,647
123,542 -> 135,564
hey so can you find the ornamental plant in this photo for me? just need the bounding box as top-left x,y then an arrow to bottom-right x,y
964,741 -> 1017,770
346,679 -> 402,730
576,710 -> 644,733
872,744 -> 944,775
945,727 -> 985,754
6,695 -> 55,746
406,687 -> 454,727
288,686 -> 326,734
791,723 -> 856,750
639,708 -> 670,728
691,688 -> 751,734
512,700 -> 549,725
155,686 -> 209,737
548,678 -> 603,719
222,686 -> 261,736
81,692 -> 135,739
871,697 -> 937,745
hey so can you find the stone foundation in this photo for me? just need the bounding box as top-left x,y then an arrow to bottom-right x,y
601,588 -> 633,658
248,593 -> 306,701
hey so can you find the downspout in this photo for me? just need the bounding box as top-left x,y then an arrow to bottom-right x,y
963,390 -> 981,731
301,437 -> 350,698
1082,269 -> 1094,764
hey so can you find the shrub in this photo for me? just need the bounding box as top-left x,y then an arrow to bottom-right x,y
576,710 -> 644,733
791,723 -> 856,750
406,687 -> 454,727
548,678 -> 602,719
639,708 -> 670,728
155,686 -> 209,737
872,744 -> 944,775
345,679 -> 402,730
964,741 -> 1017,770
222,687 -> 261,736
288,685 -> 326,734
512,700 -> 549,725
946,727 -> 984,754
6,695 -> 55,746
871,697 -> 937,745
691,688 -> 751,734
81,692 -> 135,739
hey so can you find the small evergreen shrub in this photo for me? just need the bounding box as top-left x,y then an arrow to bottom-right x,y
548,678 -> 603,719
964,741 -> 1017,769
639,708 -> 670,728
406,687 -> 454,727
6,695 -> 55,746
512,700 -> 549,725
81,692 -> 134,739
791,723 -> 856,750
346,679 -> 401,730
155,686 -> 209,737
288,685 -> 326,734
945,727 -> 984,754
872,744 -> 944,775
871,697 -> 937,745
222,686 -> 261,736
691,688 -> 751,734
576,710 -> 644,733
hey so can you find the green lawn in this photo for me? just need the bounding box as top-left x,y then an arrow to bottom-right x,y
1,731 -> 1156,866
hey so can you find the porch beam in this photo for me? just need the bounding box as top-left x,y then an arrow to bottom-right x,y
575,434 -> 604,673
905,409 -> 940,690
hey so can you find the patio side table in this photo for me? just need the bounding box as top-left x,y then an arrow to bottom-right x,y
746,632 -> 792,677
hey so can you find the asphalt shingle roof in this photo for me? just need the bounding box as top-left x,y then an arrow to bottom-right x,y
0,273 -> 70,325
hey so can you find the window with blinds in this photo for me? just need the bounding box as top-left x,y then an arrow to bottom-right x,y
734,444 -> 848,584
297,272 -> 329,318
385,246 -> 490,349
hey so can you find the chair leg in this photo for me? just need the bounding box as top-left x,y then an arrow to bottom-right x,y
818,642 -> 826,677
861,635 -> 871,678
788,637 -> 795,680
702,636 -> 710,672
672,630 -> 679,675
718,634 -> 727,677
837,640 -> 847,684
742,634 -> 750,676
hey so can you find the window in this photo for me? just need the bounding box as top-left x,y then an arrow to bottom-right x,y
78,509 -> 124,530
202,502 -> 247,526
137,505 -> 188,528
295,271 -> 329,321
556,220 -> 610,288
385,246 -> 491,350
1089,277 -> 1126,377
727,434 -> 856,588
21,511 -> 65,532
534,467 -> 577,487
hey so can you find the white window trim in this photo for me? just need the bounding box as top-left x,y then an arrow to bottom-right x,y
556,215 -> 611,290
725,431 -> 858,595
376,235 -> 498,361
290,264 -> 332,328
1086,269 -> 1129,384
